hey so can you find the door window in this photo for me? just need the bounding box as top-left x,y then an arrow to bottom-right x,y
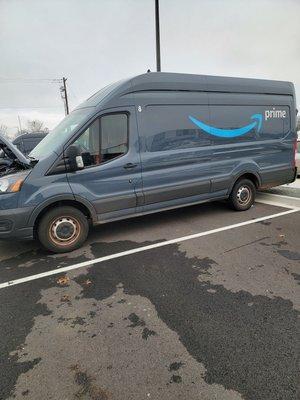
73,113 -> 128,167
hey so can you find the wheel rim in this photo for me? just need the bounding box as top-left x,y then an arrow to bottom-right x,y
49,216 -> 81,247
237,185 -> 252,205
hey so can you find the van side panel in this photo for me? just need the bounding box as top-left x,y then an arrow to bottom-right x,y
135,92 -> 218,209
207,93 -> 296,192
136,89 -> 296,212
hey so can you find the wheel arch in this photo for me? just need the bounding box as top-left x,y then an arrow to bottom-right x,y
28,195 -> 97,235
229,171 -> 261,193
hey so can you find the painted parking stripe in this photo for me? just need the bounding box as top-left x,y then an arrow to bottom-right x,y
256,192 -> 300,210
255,196 -> 300,211
0,208 -> 298,290
256,198 -> 299,209
264,193 -> 300,200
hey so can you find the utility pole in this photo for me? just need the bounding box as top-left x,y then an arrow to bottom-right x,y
155,0 -> 161,72
60,77 -> 69,115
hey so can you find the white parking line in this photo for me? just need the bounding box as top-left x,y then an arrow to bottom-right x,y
256,198 -> 298,209
282,180 -> 300,189
265,193 -> 300,200
256,192 -> 300,210
0,208 -> 298,290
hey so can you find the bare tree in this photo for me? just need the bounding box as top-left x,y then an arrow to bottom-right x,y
26,119 -> 49,133
0,124 -> 8,137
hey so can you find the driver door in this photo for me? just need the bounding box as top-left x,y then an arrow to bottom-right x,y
66,107 -> 143,221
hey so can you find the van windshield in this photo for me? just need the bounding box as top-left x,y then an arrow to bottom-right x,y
30,108 -> 93,160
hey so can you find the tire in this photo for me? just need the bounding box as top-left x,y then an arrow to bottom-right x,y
37,206 -> 89,253
228,178 -> 256,211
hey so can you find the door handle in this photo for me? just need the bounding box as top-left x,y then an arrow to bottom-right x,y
123,163 -> 138,169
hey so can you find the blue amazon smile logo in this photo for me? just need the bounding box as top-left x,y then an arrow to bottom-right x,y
189,114 -> 263,138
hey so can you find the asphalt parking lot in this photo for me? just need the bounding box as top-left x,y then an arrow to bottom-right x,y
0,189 -> 299,400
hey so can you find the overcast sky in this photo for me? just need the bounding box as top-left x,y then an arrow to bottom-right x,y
0,0 -> 299,135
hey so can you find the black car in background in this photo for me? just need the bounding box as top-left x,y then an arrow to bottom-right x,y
0,132 -> 47,175
13,132 -> 47,156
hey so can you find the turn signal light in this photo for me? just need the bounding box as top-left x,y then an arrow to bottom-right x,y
10,179 -> 24,193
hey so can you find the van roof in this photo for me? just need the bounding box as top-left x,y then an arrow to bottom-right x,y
129,72 -> 294,96
76,72 -> 295,110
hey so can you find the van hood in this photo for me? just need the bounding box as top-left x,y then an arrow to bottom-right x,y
0,134 -> 31,166
0,135 -> 33,177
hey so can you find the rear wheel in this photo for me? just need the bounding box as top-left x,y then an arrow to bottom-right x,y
37,206 -> 89,253
229,178 -> 256,211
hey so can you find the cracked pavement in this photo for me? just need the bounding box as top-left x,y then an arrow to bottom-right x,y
0,198 -> 299,400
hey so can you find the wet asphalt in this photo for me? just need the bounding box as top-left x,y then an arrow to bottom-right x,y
0,196 -> 299,400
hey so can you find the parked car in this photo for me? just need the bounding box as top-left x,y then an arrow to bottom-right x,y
0,72 -> 297,253
13,132 -> 48,156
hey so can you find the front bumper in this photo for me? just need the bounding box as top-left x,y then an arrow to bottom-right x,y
0,206 -> 34,240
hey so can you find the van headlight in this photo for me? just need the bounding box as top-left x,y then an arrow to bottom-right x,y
0,175 -> 25,194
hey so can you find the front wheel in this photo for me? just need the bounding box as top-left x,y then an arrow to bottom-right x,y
228,178 -> 256,211
37,206 -> 89,253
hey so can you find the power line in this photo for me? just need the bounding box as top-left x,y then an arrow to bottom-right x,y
0,81 -> 62,86
0,77 -> 62,83
0,76 -> 70,115
0,106 -> 63,110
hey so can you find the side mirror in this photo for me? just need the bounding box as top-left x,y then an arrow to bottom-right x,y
65,145 -> 84,172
